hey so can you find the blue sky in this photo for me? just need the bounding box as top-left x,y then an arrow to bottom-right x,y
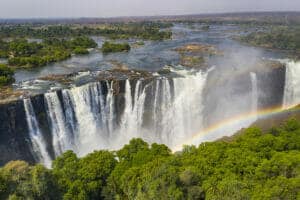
0,0 -> 299,18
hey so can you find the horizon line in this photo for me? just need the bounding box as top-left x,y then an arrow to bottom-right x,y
0,10 -> 299,21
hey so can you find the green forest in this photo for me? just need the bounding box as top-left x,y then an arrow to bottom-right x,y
0,118 -> 299,200
102,41 -> 131,53
0,36 -> 97,68
0,22 -> 173,41
240,26 -> 300,52
0,64 -> 14,86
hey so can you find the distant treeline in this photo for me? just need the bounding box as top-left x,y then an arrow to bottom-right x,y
240,26 -> 300,52
0,22 -> 173,41
0,117 -> 299,200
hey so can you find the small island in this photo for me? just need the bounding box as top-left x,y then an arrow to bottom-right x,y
175,43 -> 222,68
102,41 -> 131,53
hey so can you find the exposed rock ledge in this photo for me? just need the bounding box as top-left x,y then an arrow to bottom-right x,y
174,43 -> 223,68
0,68 -> 156,104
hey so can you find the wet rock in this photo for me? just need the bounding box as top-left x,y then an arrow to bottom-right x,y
175,43 -> 222,55
0,99 -> 35,165
180,55 -> 206,68
40,74 -> 73,85
174,43 -> 223,68
158,66 -> 171,75
0,86 -> 24,104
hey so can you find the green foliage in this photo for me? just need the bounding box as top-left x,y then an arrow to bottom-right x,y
2,36 -> 96,68
102,41 -> 131,53
73,47 -> 89,55
0,22 -> 173,41
0,64 -> 14,86
240,26 -> 300,52
0,118 -> 300,199
69,36 -> 97,49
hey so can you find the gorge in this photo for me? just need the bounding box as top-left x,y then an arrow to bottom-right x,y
0,23 -> 299,168
0,59 -> 299,167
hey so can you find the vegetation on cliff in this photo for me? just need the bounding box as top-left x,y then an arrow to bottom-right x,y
102,41 -> 131,53
0,118 -> 299,199
0,36 -> 97,68
0,64 -> 14,86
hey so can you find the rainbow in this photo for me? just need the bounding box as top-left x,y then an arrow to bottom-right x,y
172,105 -> 293,152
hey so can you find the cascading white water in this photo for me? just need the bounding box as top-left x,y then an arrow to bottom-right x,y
117,80 -> 148,144
23,98 -> 52,167
67,82 -> 109,156
45,92 -> 73,156
26,69 -> 209,162
162,70 -> 207,147
283,60 -> 300,108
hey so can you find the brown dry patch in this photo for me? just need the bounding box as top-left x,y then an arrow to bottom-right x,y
109,60 -> 130,71
40,74 -> 73,85
175,43 -> 222,55
180,56 -> 206,68
260,60 -> 285,69
0,86 -> 24,104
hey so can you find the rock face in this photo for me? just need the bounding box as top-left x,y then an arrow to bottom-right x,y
0,100 -> 35,165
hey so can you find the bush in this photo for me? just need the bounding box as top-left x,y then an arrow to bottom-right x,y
0,64 -> 14,86
5,37 -> 94,68
73,47 -> 89,55
102,41 -> 131,53
0,118 -> 300,199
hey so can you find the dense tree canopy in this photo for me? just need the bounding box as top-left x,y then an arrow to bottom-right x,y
102,41 -> 131,53
0,36 -> 97,68
0,64 -> 14,86
240,26 -> 300,52
0,22 -> 173,41
0,118 -> 299,199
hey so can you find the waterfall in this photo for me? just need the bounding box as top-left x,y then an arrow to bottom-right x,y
172,70 -> 207,142
26,69 -> 209,164
283,60 -> 300,108
45,92 -> 73,156
250,72 -> 258,114
67,83 -> 106,156
118,80 -> 147,142
105,82 -> 115,136
23,98 -> 52,167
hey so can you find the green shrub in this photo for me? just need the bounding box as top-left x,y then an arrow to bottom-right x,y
0,64 -> 14,86
1,118 -> 300,199
102,41 -> 131,53
73,47 -> 89,55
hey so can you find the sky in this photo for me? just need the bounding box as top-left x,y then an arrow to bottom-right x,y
0,0 -> 299,18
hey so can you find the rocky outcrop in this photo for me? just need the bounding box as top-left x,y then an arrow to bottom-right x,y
0,99 -> 35,165
174,43 -> 223,68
